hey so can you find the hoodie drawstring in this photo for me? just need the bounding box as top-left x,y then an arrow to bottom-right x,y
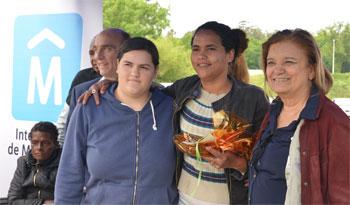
149,100 -> 157,131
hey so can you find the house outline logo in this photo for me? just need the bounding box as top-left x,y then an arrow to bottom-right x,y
27,28 -> 66,50
12,13 -> 82,121
26,28 -> 65,106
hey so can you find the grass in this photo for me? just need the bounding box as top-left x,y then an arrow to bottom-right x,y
328,73 -> 350,98
249,73 -> 350,99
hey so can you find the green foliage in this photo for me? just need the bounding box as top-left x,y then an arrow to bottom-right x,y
103,0 -> 193,83
328,73 -> 350,98
249,74 -> 266,90
103,0 -> 170,38
153,36 -> 194,82
238,22 -> 268,70
249,74 -> 275,97
178,31 -> 193,49
102,2 -> 350,83
316,23 -> 350,73
239,21 -> 350,74
341,62 -> 350,72
245,38 -> 263,70
238,21 -> 267,40
250,73 -> 350,98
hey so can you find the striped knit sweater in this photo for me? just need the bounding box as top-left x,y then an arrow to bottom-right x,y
178,88 -> 229,204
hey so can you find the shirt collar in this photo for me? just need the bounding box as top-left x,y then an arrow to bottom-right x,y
266,97 -> 283,135
299,84 -> 320,120
270,84 -> 320,122
191,75 -> 238,99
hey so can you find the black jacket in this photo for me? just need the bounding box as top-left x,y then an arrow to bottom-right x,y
164,75 -> 269,204
7,149 -> 61,205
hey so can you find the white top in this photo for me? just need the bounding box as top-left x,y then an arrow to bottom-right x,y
284,119 -> 304,205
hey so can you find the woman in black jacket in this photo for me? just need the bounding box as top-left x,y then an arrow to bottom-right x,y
8,122 -> 61,205
164,22 -> 268,204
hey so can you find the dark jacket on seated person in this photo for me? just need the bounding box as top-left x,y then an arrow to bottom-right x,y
7,148 -> 61,205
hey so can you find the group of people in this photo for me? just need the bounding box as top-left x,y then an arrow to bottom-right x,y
7,21 -> 349,205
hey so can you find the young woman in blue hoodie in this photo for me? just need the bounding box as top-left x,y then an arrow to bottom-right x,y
55,37 -> 178,205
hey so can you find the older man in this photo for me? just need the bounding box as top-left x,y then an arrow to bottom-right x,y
57,28 -> 130,146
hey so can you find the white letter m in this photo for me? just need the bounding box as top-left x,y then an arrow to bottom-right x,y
27,56 -> 62,105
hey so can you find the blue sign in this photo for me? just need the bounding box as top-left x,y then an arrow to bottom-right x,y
12,13 -> 82,121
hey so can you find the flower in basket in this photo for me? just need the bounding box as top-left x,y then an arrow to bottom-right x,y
174,110 -> 254,160
211,110 -> 253,160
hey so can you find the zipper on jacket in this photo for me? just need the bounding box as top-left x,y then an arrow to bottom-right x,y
33,164 -> 41,199
132,112 -> 141,205
33,165 -> 39,187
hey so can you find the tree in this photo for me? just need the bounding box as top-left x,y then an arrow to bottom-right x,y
316,22 -> 350,73
153,35 -> 194,82
238,21 -> 268,69
103,0 -> 170,38
178,31 -> 193,49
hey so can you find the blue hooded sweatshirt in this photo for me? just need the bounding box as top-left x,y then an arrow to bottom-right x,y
55,84 -> 178,204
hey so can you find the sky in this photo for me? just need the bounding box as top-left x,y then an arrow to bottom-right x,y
154,0 -> 350,37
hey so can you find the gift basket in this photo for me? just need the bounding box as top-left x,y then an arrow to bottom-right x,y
174,110 -> 254,160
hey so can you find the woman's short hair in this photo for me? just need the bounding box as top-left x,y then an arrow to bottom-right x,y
262,29 -> 333,94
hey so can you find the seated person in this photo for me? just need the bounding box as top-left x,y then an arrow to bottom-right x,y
7,122 -> 61,205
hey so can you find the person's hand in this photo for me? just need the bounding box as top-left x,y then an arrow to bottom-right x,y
77,79 -> 115,105
42,200 -> 54,205
203,147 -> 247,174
